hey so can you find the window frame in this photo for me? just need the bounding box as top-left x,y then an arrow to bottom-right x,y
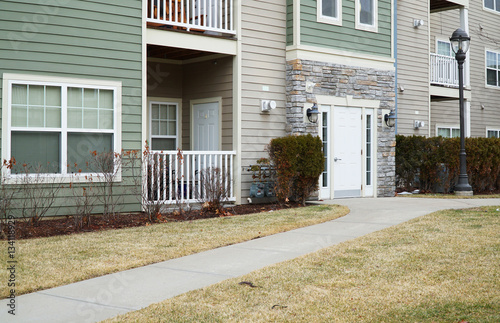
2,74 -> 122,183
149,101 -> 179,151
484,0 -> 500,14
487,129 -> 500,138
436,125 -> 460,138
355,0 -> 378,33
317,0 -> 342,26
486,49 -> 500,88
436,39 -> 453,57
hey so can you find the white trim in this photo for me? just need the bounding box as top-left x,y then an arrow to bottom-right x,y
316,95 -> 380,199
484,0 -> 500,14
293,0 -> 301,46
485,48 -> 500,89
190,97 -> 223,151
2,74 -> 122,183
286,45 -> 395,70
146,28 -> 237,56
355,0 -> 378,33
317,0 -> 342,26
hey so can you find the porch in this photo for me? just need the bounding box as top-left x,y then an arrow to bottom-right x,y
145,150 -> 236,204
430,53 -> 458,87
146,0 -> 235,35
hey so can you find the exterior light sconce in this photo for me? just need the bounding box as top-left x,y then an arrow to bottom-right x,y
413,19 -> 424,28
261,100 -> 277,112
306,103 -> 320,123
384,110 -> 396,127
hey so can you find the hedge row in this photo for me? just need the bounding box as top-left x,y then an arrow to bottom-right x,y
396,135 -> 500,193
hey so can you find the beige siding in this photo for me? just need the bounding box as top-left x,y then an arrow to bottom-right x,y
430,100 -> 459,136
468,1 -> 500,137
240,0 -> 287,197
396,0 -> 431,135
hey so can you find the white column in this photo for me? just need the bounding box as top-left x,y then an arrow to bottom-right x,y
460,7 -> 470,87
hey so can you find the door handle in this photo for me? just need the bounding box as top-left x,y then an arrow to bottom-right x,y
334,157 -> 342,162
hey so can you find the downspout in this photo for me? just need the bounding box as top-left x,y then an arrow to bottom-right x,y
394,0 -> 398,134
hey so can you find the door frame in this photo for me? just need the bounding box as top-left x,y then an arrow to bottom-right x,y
316,95 -> 379,199
190,97 -> 223,151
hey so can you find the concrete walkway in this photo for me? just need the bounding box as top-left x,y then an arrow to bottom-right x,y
2,197 -> 499,322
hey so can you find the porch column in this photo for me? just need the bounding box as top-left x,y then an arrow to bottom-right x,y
460,7 -> 470,87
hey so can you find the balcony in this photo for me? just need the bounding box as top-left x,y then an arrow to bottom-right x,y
430,53 -> 459,87
147,0 -> 235,35
145,150 -> 236,205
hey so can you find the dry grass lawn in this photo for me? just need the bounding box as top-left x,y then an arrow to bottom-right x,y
398,193 -> 500,199
0,204 -> 347,298
108,206 -> 500,323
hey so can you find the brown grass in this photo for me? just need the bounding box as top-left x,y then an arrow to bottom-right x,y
0,204 -> 347,298
108,206 -> 500,322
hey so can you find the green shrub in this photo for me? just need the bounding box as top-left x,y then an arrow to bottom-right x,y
396,135 -> 500,193
268,134 -> 324,205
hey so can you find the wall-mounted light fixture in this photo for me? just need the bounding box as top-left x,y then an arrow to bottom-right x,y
414,120 -> 425,129
384,110 -> 396,127
413,19 -> 424,28
306,103 -> 320,123
261,100 -> 277,112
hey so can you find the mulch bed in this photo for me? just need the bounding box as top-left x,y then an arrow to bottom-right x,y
1,202 -> 304,240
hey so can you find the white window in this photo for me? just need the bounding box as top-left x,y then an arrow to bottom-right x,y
437,40 -> 453,57
486,50 -> 500,87
356,0 -> 378,32
318,0 -> 342,26
484,0 -> 500,13
487,129 -> 500,138
2,74 -> 121,180
150,102 -> 178,150
437,126 -> 460,138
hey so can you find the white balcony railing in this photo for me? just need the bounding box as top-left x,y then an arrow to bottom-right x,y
147,0 -> 235,35
145,150 -> 236,205
430,53 -> 459,87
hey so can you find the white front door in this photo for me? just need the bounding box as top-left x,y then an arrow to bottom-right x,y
192,101 -> 219,151
333,106 -> 362,198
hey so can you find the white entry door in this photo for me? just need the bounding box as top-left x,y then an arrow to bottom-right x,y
192,101 -> 220,151
333,106 -> 362,198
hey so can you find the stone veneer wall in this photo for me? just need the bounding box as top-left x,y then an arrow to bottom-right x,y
285,59 -> 396,197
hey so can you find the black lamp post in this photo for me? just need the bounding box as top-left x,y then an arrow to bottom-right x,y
450,28 -> 473,195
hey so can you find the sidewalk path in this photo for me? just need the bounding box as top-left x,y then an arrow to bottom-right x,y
2,197 -> 499,322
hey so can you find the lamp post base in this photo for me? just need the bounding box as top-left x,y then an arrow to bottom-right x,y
454,190 -> 473,197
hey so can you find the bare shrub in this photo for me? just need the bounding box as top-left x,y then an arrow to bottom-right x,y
198,167 -> 231,215
88,151 -> 123,221
70,175 -> 98,230
16,163 -> 64,226
0,159 -> 17,239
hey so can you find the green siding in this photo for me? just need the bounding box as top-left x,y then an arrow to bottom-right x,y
0,0 -> 143,214
286,0 -> 294,45
291,0 -> 392,57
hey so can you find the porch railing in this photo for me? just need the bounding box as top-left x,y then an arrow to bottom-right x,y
430,53 -> 459,87
147,0 -> 235,35
145,150 -> 236,205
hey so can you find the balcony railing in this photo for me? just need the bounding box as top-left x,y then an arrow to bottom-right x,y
147,0 -> 235,35
145,150 -> 236,205
430,53 -> 459,87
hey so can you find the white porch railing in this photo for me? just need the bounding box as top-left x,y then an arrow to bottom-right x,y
147,0 -> 235,35
145,150 -> 236,205
430,53 -> 459,87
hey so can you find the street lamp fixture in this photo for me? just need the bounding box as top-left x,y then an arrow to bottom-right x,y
450,28 -> 473,196
306,103 -> 320,123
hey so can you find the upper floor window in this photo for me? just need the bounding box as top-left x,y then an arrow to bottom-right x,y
356,0 -> 378,32
484,0 -> 500,13
437,40 -> 452,57
2,74 -> 122,181
486,50 -> 500,87
318,0 -> 342,26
